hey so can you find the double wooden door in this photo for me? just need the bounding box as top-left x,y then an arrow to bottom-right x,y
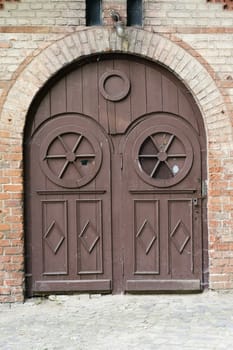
25,55 -> 205,295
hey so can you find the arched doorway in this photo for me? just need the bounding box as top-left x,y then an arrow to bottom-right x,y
24,54 -> 207,295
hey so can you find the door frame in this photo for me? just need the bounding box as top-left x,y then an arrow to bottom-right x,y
23,53 -> 208,296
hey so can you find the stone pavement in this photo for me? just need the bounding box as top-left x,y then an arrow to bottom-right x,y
1,291 -> 233,350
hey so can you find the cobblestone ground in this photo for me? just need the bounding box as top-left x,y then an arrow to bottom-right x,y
1,291 -> 233,350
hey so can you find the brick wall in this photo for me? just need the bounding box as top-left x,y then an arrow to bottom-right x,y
0,0 -> 85,26
1,1 -> 233,27
144,0 -> 233,28
1,0 -> 233,301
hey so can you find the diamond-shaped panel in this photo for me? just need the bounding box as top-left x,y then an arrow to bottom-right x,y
136,219 -> 157,255
170,220 -> 190,254
44,220 -> 65,255
79,220 -> 100,254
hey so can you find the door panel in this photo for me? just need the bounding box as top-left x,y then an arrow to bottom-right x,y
27,115 -> 112,294
76,199 -> 103,275
168,199 -> 195,277
122,114 -> 202,292
42,199 -> 68,275
133,199 -> 160,275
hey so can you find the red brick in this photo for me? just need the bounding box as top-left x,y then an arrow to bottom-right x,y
0,193 -> 11,200
3,153 -> 22,161
0,131 -> 10,138
3,263 -> 22,271
0,224 -> 10,231
0,256 -> 11,263
4,169 -> 22,177
4,184 -> 23,192
4,280 -> 20,287
0,240 -> 10,247
4,216 -> 22,223
4,247 -> 23,255
0,287 -> 11,295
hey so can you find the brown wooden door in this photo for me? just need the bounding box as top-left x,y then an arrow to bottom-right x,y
25,54 -> 206,295
119,114 -> 202,292
27,115 -> 112,293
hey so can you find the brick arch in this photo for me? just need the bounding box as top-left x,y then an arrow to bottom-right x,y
1,27 -> 231,143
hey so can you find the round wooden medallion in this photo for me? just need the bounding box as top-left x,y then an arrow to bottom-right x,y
99,70 -> 130,101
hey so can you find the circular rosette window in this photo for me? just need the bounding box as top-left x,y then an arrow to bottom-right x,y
133,125 -> 193,187
40,126 -> 102,188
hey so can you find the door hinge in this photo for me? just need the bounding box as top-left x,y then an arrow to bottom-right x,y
202,180 -> 208,197
193,180 -> 207,207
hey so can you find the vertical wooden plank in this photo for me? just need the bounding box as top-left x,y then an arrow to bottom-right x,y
98,59 -> 114,133
82,62 -> 98,121
178,90 -> 199,132
159,197 -> 170,277
66,69 -> 83,113
107,98 -> 116,134
114,59 -> 131,133
162,75 -> 179,114
50,77 -> 67,116
130,60 -> 147,121
111,136 -> 125,293
146,66 -> 163,114
32,93 -> 50,136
